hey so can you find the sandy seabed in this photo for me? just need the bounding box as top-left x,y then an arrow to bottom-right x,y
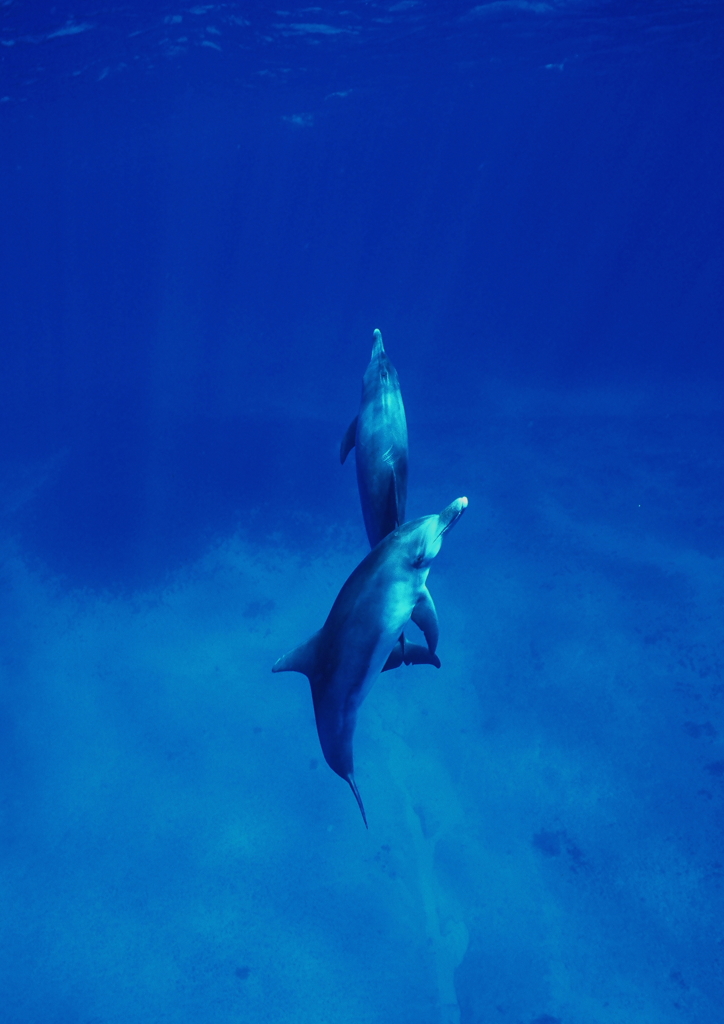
1,398 -> 723,1024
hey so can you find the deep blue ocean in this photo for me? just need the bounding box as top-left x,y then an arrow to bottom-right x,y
1,2 -> 723,1022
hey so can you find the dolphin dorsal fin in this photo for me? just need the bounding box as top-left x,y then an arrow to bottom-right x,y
340,416 -> 358,464
272,631 -> 321,678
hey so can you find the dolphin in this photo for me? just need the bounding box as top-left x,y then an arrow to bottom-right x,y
341,328 -> 437,671
341,328 -> 408,549
272,496 -> 468,826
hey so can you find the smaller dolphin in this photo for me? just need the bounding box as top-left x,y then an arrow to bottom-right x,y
272,497 -> 468,826
341,329 -> 408,549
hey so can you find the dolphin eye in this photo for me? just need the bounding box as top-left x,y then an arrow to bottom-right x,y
412,553 -> 425,569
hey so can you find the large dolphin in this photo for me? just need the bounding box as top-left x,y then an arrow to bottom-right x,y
341,328 -> 437,671
272,496 -> 468,826
341,328 -> 408,548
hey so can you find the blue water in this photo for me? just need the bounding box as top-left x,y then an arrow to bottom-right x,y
1,3 -> 723,1021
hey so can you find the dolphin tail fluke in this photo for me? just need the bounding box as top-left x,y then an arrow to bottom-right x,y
403,642 -> 441,669
347,774 -> 368,828
272,631 -> 321,678
340,416 -> 358,463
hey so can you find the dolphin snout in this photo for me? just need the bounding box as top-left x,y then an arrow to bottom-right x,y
437,496 -> 468,535
371,328 -> 385,356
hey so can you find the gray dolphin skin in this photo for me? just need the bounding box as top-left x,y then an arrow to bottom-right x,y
272,496 -> 468,826
341,329 -> 408,549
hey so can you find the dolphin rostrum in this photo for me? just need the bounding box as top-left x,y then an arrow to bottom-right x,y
272,497 -> 468,826
341,328 -> 437,671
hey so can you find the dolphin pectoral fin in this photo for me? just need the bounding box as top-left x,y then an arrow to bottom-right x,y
340,416 -> 358,464
347,774 -> 368,828
383,632 -> 441,672
272,631 -> 321,678
411,587 -> 439,654
382,638 -> 405,672
402,642 -> 441,669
